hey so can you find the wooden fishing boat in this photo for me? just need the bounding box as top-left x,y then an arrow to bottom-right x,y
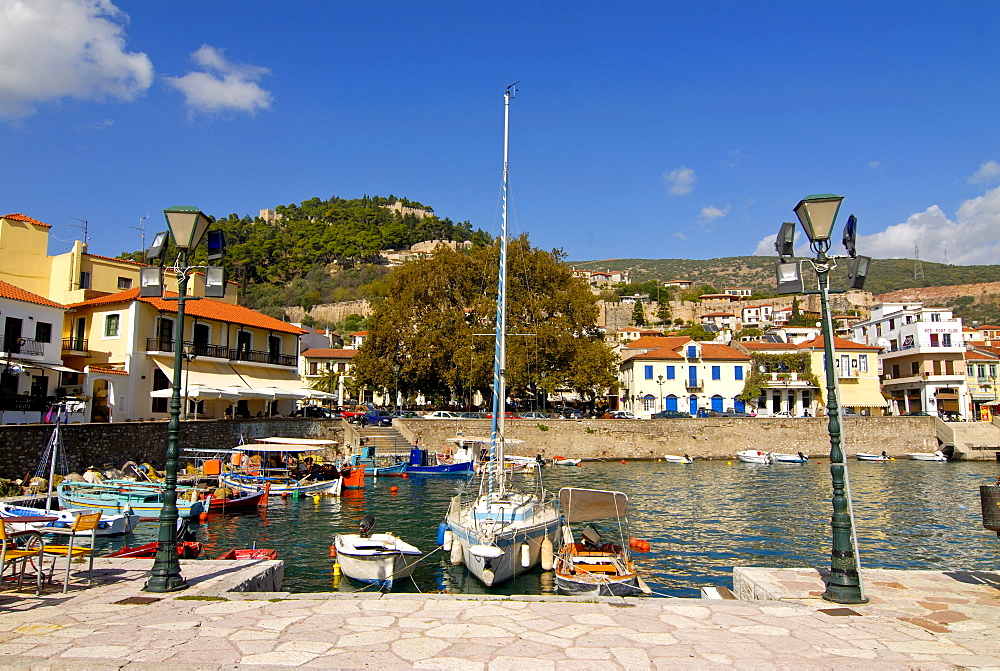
222,439 -> 342,496
407,443 -> 475,476
334,515 -> 421,589
57,481 -> 209,518
553,488 -> 644,597
0,501 -> 140,536
107,541 -> 203,559
216,548 -> 277,560
207,485 -> 269,512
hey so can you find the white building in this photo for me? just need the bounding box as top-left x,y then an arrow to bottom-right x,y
852,303 -> 968,418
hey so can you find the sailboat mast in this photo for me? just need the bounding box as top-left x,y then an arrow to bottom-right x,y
489,83 -> 516,499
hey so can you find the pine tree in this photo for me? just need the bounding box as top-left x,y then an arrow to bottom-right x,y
632,300 -> 646,326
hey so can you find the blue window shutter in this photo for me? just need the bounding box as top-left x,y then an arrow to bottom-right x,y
735,366 -> 743,380
644,365 -> 653,380
712,366 -> 721,380
666,366 -> 675,380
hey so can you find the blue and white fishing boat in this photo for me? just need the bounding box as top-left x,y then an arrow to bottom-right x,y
444,85 -> 562,587
219,438 -> 342,496
407,441 -> 475,476
334,515 -> 421,590
57,480 -> 209,518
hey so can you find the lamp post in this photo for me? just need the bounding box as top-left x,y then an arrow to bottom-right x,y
540,371 -> 548,413
392,363 -> 400,413
144,206 -> 212,593
657,375 -> 664,413
774,194 -> 868,605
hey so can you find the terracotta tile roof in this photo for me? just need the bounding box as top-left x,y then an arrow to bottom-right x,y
351,331 -> 368,336
966,350 -> 998,361
977,325 -> 1000,330
0,280 -> 67,309
797,336 -> 881,351
301,348 -> 357,358
88,366 -> 129,375
701,312 -> 734,317
86,253 -> 146,267
698,344 -> 751,361
623,336 -> 690,351
625,342 -> 749,362
67,288 -> 307,335
977,346 -> 1000,358
2,213 -> 51,228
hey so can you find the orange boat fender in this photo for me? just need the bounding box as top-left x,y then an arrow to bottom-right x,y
329,544 -> 337,558
390,486 -> 399,492
629,537 -> 651,552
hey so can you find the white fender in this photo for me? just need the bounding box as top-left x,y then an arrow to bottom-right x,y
450,540 -> 463,565
520,542 -> 531,568
443,529 -> 453,552
561,525 -> 574,547
540,537 -> 554,571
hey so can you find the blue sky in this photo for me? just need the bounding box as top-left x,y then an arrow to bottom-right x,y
2,1 -> 999,266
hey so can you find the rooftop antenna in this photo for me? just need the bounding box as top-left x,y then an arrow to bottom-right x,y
68,216 -> 90,250
913,244 -> 924,280
131,213 -> 149,254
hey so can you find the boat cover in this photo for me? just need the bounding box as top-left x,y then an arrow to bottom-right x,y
558,488 -> 628,523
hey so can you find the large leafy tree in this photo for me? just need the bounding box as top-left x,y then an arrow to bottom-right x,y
352,236 -> 617,408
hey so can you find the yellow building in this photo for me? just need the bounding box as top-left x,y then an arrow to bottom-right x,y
798,335 -> 887,416
0,213 -> 236,305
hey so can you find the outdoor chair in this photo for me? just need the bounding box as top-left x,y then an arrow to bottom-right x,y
0,524 -> 45,596
42,512 -> 101,593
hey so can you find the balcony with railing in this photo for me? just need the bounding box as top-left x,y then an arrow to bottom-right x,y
685,378 -> 703,391
1,335 -> 44,357
62,337 -> 89,354
145,338 -> 297,367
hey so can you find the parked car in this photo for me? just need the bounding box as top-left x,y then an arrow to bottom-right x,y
519,411 -> 560,420
606,410 -> 640,419
296,406 -> 336,418
553,406 -> 584,419
484,411 -> 520,419
650,410 -> 690,419
423,410 -> 460,419
392,410 -> 421,419
458,411 -> 488,419
364,409 -> 394,427
904,411 -> 931,416
700,409 -> 752,418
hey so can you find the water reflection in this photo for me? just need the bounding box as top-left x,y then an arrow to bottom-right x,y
95,459 -> 1000,598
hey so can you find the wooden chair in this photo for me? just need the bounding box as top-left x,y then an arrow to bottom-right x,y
42,512 -> 101,593
0,524 -> 45,596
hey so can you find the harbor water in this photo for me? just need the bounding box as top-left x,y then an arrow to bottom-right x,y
98,459 -> 1000,598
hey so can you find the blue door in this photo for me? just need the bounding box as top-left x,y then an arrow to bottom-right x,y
734,399 -> 746,412
689,395 -> 698,416
711,395 -> 723,412
665,395 -> 678,411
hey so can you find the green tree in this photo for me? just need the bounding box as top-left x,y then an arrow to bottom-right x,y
632,301 -> 646,326
351,236 -> 616,406
656,300 -> 671,324
310,367 -> 340,395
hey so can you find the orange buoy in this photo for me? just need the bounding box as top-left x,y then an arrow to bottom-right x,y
577,462 -> 582,467
621,459 -> 627,464
390,486 -> 399,492
329,544 -> 337,558
401,474 -> 408,479
629,537 -> 651,552
281,492 -> 289,498
199,512 -> 208,522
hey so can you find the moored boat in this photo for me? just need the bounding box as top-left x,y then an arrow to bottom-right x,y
0,501 -> 140,536
206,485 -> 269,513
551,457 -> 581,466
772,452 -> 809,464
107,540 -> 203,559
444,85 -> 563,588
334,515 -> 421,589
663,454 -> 693,464
736,450 -> 772,464
907,450 -> 948,462
222,439 -> 342,496
856,452 -> 892,462
57,480 -> 209,518
216,547 -> 278,560
553,488 -> 644,597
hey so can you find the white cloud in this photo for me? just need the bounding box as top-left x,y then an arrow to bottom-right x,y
700,205 -> 730,221
752,185 -> 1000,265
165,45 -> 272,115
969,161 -> 1000,185
675,232 -> 688,241
0,0 -> 153,119
663,166 -> 696,196
868,161 -> 880,169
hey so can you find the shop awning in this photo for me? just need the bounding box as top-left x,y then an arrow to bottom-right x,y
152,360 -> 309,400
153,360 -> 247,389
840,387 -> 889,408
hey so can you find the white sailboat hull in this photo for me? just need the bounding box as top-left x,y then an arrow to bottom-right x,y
447,498 -> 561,587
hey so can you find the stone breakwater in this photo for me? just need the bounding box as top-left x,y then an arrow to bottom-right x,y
398,417 -> 946,461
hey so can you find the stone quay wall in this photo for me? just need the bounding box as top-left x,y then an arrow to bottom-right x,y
401,417 -> 943,461
0,419 -> 346,479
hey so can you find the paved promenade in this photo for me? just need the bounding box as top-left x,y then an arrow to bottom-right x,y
0,559 -> 997,669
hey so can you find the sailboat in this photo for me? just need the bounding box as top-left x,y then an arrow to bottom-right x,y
444,84 -> 562,587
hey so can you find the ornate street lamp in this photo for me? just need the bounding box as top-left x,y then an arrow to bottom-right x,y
144,206 -> 219,593
774,194 -> 869,605
392,363 -> 401,413
657,375 -> 664,413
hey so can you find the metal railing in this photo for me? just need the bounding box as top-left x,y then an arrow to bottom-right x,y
1,336 -> 44,356
144,338 -> 296,367
685,378 -> 703,391
62,337 -> 89,353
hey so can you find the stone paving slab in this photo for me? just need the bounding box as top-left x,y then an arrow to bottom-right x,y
0,560 -> 996,668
